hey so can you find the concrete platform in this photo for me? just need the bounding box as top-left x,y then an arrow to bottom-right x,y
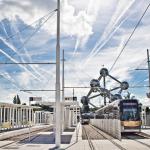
0,124 -> 53,140
1,124 -> 150,150
141,127 -> 150,135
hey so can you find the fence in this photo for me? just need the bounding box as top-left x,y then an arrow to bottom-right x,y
90,119 -> 121,140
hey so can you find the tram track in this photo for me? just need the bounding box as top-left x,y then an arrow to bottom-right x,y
122,132 -> 150,149
0,126 -> 52,149
82,124 -> 127,150
89,124 -> 127,150
82,125 -> 96,150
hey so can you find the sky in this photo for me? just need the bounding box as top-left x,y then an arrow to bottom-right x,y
0,0 -> 150,106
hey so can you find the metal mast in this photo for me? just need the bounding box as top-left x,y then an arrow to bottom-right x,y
62,50 -> 65,102
147,49 -> 150,95
55,0 -> 61,147
62,49 -> 65,132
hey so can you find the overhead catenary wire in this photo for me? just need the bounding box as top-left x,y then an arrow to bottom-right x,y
2,10 -> 56,64
13,11 -> 56,54
135,58 -> 147,70
1,9 -> 56,64
4,9 -> 57,41
109,3 -> 150,72
0,9 -> 57,91
0,12 -> 56,82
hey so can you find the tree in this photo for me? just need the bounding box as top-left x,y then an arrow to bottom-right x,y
124,92 -> 131,99
124,92 -> 135,99
13,95 -> 21,104
13,96 -> 17,104
16,95 -> 21,104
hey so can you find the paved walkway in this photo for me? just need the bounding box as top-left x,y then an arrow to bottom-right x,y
0,124 -> 52,141
1,124 -> 150,150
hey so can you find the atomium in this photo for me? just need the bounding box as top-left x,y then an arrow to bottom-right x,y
121,81 -> 129,90
146,92 -> 150,98
90,79 -> 100,87
111,94 -> 122,101
100,68 -> 109,77
90,79 -> 100,92
81,96 -> 89,105
82,105 -> 90,113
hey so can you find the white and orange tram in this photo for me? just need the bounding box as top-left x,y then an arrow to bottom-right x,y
95,99 -> 142,132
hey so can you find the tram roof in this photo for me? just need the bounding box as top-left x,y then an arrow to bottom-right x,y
95,99 -> 139,114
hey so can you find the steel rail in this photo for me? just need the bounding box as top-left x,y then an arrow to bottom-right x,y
89,124 -> 127,150
82,125 -> 96,150
123,133 -> 150,149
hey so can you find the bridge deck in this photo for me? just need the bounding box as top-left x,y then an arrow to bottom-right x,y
0,124 -> 150,150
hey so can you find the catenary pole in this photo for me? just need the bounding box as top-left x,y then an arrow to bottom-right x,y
62,49 -> 65,132
55,0 -> 61,147
147,49 -> 150,94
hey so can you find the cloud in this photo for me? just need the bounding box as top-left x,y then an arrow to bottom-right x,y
0,0 -> 149,106
17,72 -> 31,87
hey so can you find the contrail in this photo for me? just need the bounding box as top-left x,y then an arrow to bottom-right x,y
72,38 -> 80,58
0,22 -> 43,83
12,21 -> 46,80
0,37 -> 18,53
84,16 -> 128,66
0,72 -> 21,89
85,0 -> 135,63
0,21 -> 10,38
0,49 -> 41,81
0,35 -> 44,80
101,0 -> 135,43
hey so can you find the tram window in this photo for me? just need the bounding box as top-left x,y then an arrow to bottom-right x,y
121,108 -> 139,121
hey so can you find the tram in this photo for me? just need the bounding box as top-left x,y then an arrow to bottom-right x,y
95,99 -> 142,132
81,113 -> 90,124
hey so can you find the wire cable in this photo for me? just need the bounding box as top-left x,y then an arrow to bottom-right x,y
0,9 -> 57,90
109,3 -> 150,72
4,11 -> 56,63
16,11 -> 56,52
4,9 -> 57,41
0,9 -> 57,96
135,58 -> 147,70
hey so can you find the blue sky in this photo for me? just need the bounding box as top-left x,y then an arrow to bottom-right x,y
0,0 -> 150,106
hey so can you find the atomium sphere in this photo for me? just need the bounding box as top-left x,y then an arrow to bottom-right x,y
111,94 -> 122,101
82,105 -> 90,113
81,96 -> 89,105
100,68 -> 109,77
90,79 -> 100,88
121,81 -> 129,90
114,94 -> 122,100
92,88 -> 99,92
146,92 -> 150,98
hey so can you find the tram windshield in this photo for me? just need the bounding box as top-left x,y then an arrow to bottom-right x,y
81,115 -> 89,119
121,102 -> 139,121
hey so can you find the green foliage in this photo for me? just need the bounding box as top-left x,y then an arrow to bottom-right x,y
146,107 -> 150,113
124,92 -> 135,99
90,107 -> 100,112
13,96 -> 17,104
124,92 -> 131,99
16,95 -> 21,104
22,103 -> 26,105
31,103 -> 53,112
13,94 -> 21,104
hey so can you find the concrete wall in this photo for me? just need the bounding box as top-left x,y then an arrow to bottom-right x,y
90,119 -> 121,140
0,107 -> 34,131
34,111 -> 53,125
146,115 -> 150,126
